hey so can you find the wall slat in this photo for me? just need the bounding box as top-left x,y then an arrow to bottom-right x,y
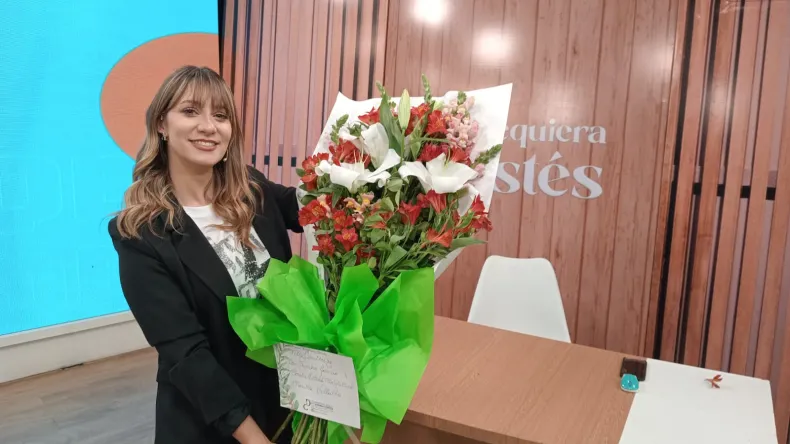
682,2 -> 738,366
644,0 -> 688,358
355,0 -> 374,100
660,0 -> 714,361
232,1 -> 248,128
756,67 -> 790,381
574,0 -> 635,349
517,0 -> 571,334
704,0 -> 765,371
372,0 -> 389,95
607,0 -> 677,355
325,1 -> 344,117
549,0 -> 604,347
484,0 -> 537,313
730,1 -> 789,375
242,0 -> 262,164
340,0 -> 359,97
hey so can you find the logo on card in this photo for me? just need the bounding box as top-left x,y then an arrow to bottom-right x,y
304,399 -> 333,415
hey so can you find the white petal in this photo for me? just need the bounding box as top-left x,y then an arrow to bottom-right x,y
430,176 -> 469,194
361,170 -> 392,188
329,163 -> 364,192
398,162 -> 430,192
360,123 -> 390,168
456,184 -> 480,215
425,154 -> 478,193
358,148 -> 400,188
315,160 -> 333,177
377,149 -> 401,171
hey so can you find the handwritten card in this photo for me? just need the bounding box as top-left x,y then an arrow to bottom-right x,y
273,343 -> 361,428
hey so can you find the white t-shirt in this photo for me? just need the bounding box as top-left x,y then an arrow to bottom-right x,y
182,204 -> 271,299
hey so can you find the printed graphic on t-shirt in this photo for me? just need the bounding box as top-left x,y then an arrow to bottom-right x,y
207,231 -> 270,299
182,205 -> 271,299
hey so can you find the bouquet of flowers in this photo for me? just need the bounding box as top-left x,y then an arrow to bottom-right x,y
227,76 -> 511,444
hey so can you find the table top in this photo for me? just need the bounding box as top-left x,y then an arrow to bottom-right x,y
618,358 -> 777,443
405,316 -> 635,444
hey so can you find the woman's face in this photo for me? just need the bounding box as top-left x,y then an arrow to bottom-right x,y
159,95 -> 232,169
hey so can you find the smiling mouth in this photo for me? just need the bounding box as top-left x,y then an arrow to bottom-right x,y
190,139 -> 219,151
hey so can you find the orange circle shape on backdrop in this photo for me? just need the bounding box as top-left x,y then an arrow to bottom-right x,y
101,32 -> 220,159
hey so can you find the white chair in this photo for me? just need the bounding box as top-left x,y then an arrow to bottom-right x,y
467,255 -> 571,343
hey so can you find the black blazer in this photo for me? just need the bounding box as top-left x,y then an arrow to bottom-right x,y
108,166 -> 302,444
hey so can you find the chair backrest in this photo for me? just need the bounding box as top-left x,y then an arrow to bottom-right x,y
467,256 -> 571,343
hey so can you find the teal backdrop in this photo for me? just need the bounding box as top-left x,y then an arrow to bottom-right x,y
0,1 -> 218,335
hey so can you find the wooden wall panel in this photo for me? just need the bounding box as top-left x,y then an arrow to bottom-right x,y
683,0 -> 738,367
607,0 -> 677,355
730,0 -> 790,376
660,0 -> 714,361
576,0 -> 636,350
653,1 -> 790,441
704,0 -> 765,371
383,0 -> 679,351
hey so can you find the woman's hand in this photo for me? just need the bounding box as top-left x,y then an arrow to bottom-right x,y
233,416 -> 272,444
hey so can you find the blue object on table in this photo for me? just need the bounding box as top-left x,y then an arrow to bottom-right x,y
620,373 -> 639,393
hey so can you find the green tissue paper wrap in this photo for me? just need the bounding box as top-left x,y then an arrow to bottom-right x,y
227,256 -> 434,444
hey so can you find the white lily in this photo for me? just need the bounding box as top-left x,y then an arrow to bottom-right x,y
359,123 -> 390,168
398,153 -> 479,194
316,149 -> 401,193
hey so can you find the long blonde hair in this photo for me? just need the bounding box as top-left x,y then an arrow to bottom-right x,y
116,65 -> 259,247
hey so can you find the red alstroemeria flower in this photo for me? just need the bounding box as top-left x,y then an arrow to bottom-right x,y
417,143 -> 447,162
465,195 -> 492,232
298,199 -> 328,226
312,234 -> 335,255
470,214 -> 493,232
405,103 -> 432,135
413,102 -> 431,119
330,140 -> 370,166
301,172 -> 318,190
356,247 -> 374,264
425,110 -> 447,135
371,211 -> 392,229
452,211 -> 472,235
359,107 -> 380,125
426,227 -> 453,248
448,146 -> 471,165
417,190 -> 447,213
302,152 -> 330,171
469,194 -> 486,215
398,202 -> 422,225
300,152 -> 330,190
335,228 -> 360,252
332,210 -> 354,230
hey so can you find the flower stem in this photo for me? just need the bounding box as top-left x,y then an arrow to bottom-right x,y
272,410 -> 295,443
293,414 -> 310,443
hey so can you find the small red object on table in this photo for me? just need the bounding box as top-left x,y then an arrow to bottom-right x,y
706,374 -> 723,388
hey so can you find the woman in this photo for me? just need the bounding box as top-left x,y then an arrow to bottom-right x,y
108,65 -> 300,444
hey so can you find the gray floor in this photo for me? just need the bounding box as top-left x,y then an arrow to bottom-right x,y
0,348 -> 157,444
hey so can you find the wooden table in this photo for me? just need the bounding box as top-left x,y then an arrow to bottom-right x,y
381,316 -> 634,443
